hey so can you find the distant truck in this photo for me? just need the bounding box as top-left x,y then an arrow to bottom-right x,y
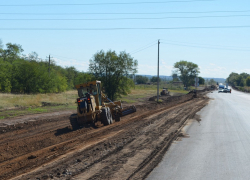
219,84 -> 225,89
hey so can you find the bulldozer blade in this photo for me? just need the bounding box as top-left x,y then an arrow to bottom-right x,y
121,105 -> 136,116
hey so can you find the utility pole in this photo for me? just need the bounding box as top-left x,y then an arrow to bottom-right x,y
157,39 -> 160,102
48,55 -> 51,74
134,74 -> 136,90
46,55 -> 53,76
195,70 -> 198,91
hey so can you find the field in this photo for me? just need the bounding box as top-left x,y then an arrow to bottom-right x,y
0,84 -> 189,119
0,90 -> 78,109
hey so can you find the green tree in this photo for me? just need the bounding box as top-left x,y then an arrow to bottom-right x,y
0,43 -> 23,61
227,72 -> 239,87
172,71 -> 179,81
198,77 -> 205,85
246,76 -> 250,87
136,75 -> 148,84
64,66 -> 78,89
0,59 -> 12,92
236,75 -> 245,87
209,79 -> 216,85
26,51 -> 39,61
150,76 -> 161,83
89,50 -> 138,100
174,60 -> 199,88
75,72 -> 95,85
240,72 -> 249,79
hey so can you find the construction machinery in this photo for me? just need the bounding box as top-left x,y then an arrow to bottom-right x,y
69,80 -> 136,129
160,88 -> 169,96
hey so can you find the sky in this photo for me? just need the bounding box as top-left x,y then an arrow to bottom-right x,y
0,0 -> 250,79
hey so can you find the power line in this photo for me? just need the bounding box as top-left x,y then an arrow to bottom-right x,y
1,10 -> 250,15
161,42 -> 250,51
131,43 -> 157,54
161,39 -> 250,49
51,54 -> 77,60
1,26 -> 250,30
2,14 -> 250,21
130,40 -> 158,54
0,0 -> 215,7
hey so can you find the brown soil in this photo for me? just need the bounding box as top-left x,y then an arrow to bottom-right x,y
0,91 -> 209,180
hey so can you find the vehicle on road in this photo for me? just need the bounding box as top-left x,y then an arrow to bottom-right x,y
219,84 -> 225,89
218,88 -> 224,93
223,89 -> 228,93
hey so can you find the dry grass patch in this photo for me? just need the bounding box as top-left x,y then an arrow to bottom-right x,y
0,90 -> 78,109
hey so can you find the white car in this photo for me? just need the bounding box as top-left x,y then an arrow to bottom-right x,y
218,88 -> 224,93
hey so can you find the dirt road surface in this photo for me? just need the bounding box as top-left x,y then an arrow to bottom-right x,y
0,92 -> 209,180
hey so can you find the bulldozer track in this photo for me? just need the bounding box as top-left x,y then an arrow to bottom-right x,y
0,93 -> 209,180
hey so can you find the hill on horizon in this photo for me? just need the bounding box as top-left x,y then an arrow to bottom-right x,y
137,75 -> 226,83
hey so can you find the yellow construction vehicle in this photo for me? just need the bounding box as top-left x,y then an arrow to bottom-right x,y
160,87 -> 170,96
69,80 -> 136,129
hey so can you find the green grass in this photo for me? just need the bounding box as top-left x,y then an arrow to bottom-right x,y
0,83 -> 191,119
156,99 -> 163,103
27,107 -> 48,113
120,84 -> 189,104
120,98 -> 137,103
0,90 -> 78,110
120,89 -> 156,103
0,89 -> 78,120
0,104 -> 77,120
169,89 -> 189,94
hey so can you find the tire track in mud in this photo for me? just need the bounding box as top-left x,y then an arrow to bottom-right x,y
1,95 -> 193,165
75,100 -> 207,180
0,92 -> 208,180
127,103 -> 207,180
13,97 -> 208,180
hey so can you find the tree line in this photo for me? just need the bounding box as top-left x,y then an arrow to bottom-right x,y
227,72 -> 250,87
136,61 -> 205,88
135,75 -> 161,84
1,39 -> 204,100
0,41 -> 138,101
0,41 -> 94,93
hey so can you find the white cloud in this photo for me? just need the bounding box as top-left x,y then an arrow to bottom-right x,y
241,69 -> 250,74
138,62 -> 173,76
200,64 -> 228,78
53,58 -> 89,72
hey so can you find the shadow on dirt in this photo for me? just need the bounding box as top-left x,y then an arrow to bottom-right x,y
54,123 -> 98,136
54,127 -> 72,136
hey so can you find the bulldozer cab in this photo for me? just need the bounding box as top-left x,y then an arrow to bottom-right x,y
76,81 -> 102,106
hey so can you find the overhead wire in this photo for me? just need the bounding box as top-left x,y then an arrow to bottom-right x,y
130,40 -> 157,54
161,39 -> 250,49
130,43 -> 157,54
1,26 -> 250,30
1,10 -> 250,15
161,42 -> 250,51
1,14 -> 250,21
0,0 -> 215,7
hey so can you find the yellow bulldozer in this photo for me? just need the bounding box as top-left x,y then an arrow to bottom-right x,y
69,80 -> 136,129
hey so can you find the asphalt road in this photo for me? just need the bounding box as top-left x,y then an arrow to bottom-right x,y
147,89 -> 250,180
